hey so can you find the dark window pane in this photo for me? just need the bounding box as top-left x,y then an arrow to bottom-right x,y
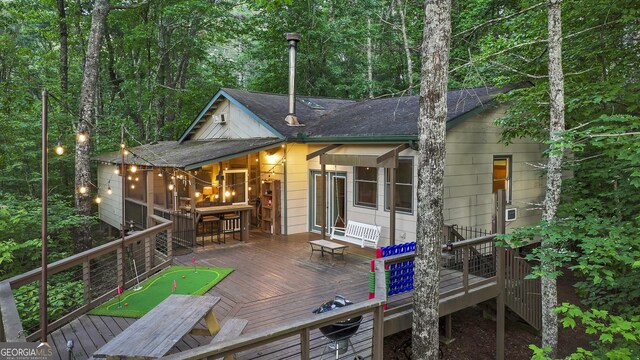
385,158 -> 413,213
356,167 -> 377,181
355,167 -> 377,208
356,181 -> 377,207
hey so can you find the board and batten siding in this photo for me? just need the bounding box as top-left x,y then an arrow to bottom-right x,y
97,164 -> 122,230
191,99 -> 277,140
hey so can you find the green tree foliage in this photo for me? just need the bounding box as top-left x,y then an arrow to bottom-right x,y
0,192 -> 89,280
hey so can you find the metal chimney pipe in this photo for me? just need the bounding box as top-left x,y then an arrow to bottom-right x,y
285,32 -> 302,126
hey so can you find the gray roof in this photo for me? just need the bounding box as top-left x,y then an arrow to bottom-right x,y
221,86 -> 508,139
94,138 -> 283,169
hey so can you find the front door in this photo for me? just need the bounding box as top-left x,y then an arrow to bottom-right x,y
310,170 -> 347,234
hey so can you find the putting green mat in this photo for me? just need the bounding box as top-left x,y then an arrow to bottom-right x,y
89,266 -> 233,318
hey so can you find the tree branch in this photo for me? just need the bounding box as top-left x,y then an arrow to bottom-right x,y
588,132 -> 640,138
111,1 -> 148,11
450,18 -> 631,75
454,2 -> 545,38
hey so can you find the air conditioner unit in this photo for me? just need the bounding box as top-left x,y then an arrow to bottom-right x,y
212,114 -> 227,124
505,208 -> 517,222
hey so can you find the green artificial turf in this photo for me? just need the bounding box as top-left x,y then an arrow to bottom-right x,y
89,266 -> 233,318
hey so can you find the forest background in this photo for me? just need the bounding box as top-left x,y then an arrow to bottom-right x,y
0,0 -> 638,357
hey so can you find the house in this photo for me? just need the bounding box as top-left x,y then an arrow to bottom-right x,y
94,83 -> 545,246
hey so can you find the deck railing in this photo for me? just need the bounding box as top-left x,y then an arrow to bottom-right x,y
443,223 -> 493,243
375,234 -> 500,318
162,297 -> 386,360
0,215 -> 173,342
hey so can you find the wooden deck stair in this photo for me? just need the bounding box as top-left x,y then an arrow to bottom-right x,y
504,248 -> 542,331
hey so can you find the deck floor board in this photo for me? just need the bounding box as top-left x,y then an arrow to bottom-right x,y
42,230 -> 494,359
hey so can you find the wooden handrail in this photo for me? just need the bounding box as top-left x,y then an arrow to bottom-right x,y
375,234 -> 498,304
6,217 -> 172,289
0,281 -> 24,342
162,298 -> 386,360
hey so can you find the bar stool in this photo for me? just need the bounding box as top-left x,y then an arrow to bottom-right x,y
199,215 -> 221,246
220,212 -> 240,242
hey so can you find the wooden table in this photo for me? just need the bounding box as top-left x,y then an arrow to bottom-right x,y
187,204 -> 254,242
93,295 -> 221,359
308,239 -> 348,265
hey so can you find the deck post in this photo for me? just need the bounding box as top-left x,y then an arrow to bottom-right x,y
145,236 -> 152,273
320,163 -> 326,240
389,165 -> 396,246
116,247 -> 124,287
496,190 -> 506,360
372,303 -> 384,360
300,328 -> 310,360
82,259 -> 91,304
167,228 -> 173,258
462,246 -> 469,293
373,259 -> 388,303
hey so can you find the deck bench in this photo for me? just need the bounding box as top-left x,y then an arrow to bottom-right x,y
210,318 -> 249,360
330,220 -> 382,249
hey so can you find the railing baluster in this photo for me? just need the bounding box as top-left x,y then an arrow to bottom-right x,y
462,246 -> 469,293
300,328 -> 310,360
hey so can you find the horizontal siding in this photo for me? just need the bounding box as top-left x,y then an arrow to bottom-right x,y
97,164 -> 122,230
285,144 -> 309,235
444,105 -> 545,230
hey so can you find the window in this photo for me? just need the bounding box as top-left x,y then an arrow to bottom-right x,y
385,158 -> 413,213
354,167 -> 377,208
493,156 -> 512,203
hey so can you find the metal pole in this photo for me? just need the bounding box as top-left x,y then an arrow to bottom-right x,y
40,89 -> 48,344
121,124 -> 126,290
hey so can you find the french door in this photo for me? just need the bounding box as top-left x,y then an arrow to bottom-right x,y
310,171 -> 347,234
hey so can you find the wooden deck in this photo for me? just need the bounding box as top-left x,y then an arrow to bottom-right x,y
43,231 -> 495,359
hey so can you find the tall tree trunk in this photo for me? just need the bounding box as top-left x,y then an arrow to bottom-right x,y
396,0 -> 414,93
413,0 -> 451,358
367,17 -> 374,99
541,0 -> 564,355
74,0 -> 109,252
56,0 -> 68,94
156,14 -> 169,138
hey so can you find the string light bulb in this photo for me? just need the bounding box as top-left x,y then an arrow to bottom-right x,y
54,137 -> 64,155
107,186 -> 112,195
131,184 -> 135,189
114,168 -> 119,175
77,133 -> 87,143
168,183 -> 174,191
195,191 -> 201,198
224,190 -> 231,198
127,175 -> 132,180
135,177 -> 139,182
130,165 -> 137,173
231,190 -> 236,196
214,194 -> 219,199
79,185 -> 87,194
95,195 -> 102,204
